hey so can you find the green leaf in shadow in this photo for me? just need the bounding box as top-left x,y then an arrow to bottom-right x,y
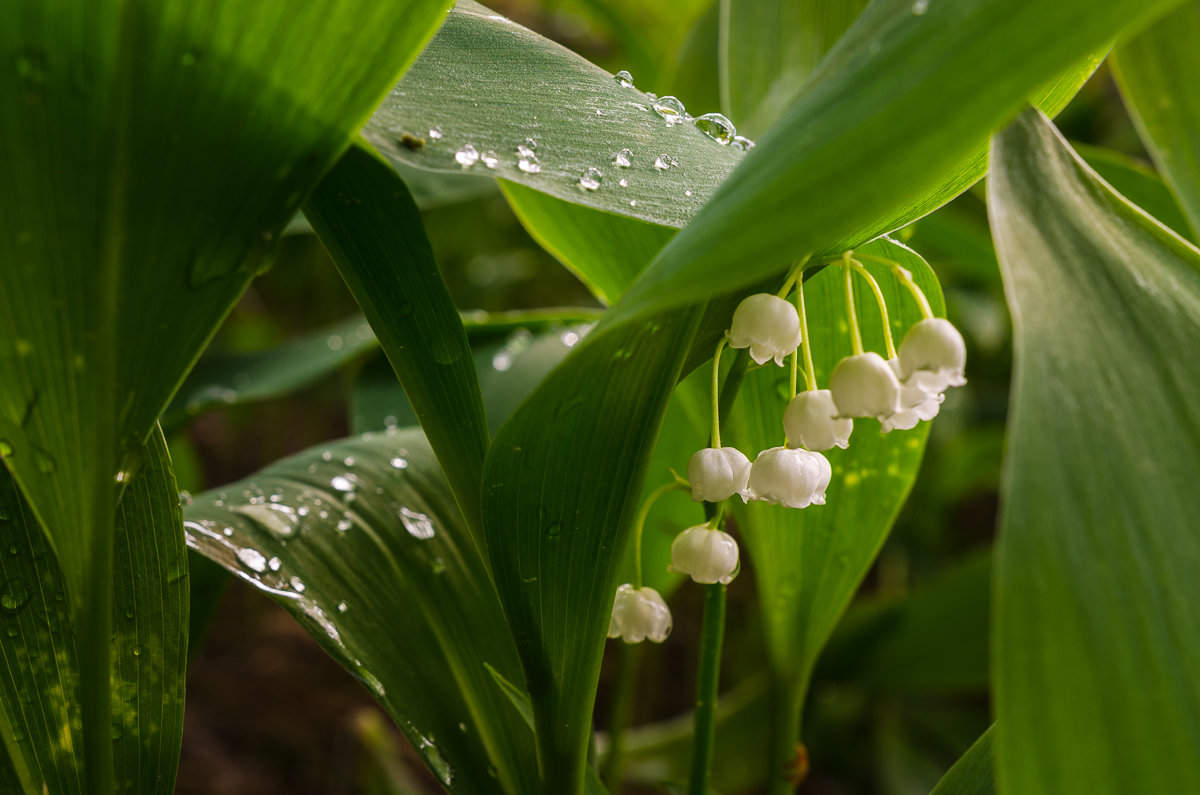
929,726 -> 994,795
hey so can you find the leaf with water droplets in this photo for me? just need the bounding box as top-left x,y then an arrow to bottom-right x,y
363,1 -> 750,229
184,428 -> 538,794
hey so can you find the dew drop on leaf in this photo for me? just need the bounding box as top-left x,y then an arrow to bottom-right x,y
613,69 -> 634,88
694,112 -> 737,145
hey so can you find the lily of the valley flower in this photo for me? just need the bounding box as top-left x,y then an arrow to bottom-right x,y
688,447 -> 751,503
881,358 -> 944,433
898,318 -> 967,392
669,525 -> 739,584
608,584 -> 672,643
746,446 -> 831,509
830,352 -> 902,421
728,293 -> 803,366
783,389 -> 853,451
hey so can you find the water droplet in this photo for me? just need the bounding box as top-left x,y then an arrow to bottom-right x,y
390,457 -> 408,469
337,601 -> 348,613
545,520 -> 562,539
629,199 -> 638,207
330,475 -> 355,493
233,503 -> 300,538
455,144 -> 480,168
428,126 -> 443,141
399,506 -> 435,540
652,95 -> 687,125
685,189 -> 693,197
336,517 -> 352,532
523,137 -> 537,150
417,735 -> 454,786
481,150 -> 499,169
618,178 -> 629,188
578,167 -> 602,191
343,456 -> 356,467
694,112 -> 737,145
0,579 -> 29,613
111,723 -> 123,740
614,70 -> 634,88
267,556 -> 282,572
321,450 -> 333,462
326,334 -> 344,351
236,548 -> 268,573
561,330 -> 580,347
731,135 -> 755,151
912,0 -> 929,14
178,490 -> 193,507
517,151 -> 542,174
289,576 -> 306,593
653,154 -> 677,171
430,557 -> 447,575
612,148 -> 633,168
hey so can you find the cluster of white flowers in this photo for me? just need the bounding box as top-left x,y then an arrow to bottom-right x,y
609,260 -> 967,644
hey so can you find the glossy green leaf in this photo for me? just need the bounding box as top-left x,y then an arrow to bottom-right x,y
988,109 -> 1200,795
305,144 -> 489,542
0,1 -> 450,783
727,238 -> 944,768
364,1 -> 751,229
163,315 -> 380,432
1075,144 -> 1195,244
0,427 -> 186,794
482,305 -> 703,792
183,429 -> 538,795
603,0 -> 1160,329
501,182 -> 677,305
721,0 -> 871,138
1112,3 -> 1200,238
929,727 -> 994,795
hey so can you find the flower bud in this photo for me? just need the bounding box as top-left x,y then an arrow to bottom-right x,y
783,389 -> 853,451
746,446 -> 830,509
669,525 -> 739,584
880,359 -> 944,432
608,584 -> 672,644
897,318 -> 966,392
687,447 -> 751,502
830,352 -> 902,421
728,293 -> 803,366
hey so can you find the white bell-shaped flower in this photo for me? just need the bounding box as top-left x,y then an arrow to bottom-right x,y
746,446 -> 830,509
669,525 -> 739,584
880,358 -> 944,433
687,447 -> 751,503
897,318 -> 966,392
727,293 -> 803,366
830,352 -> 902,421
783,389 -> 853,451
608,584 -> 672,643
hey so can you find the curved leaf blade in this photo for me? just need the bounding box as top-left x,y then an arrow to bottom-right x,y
364,0 -> 750,229
929,727 -> 994,795
183,429 -> 538,795
988,109 -> 1200,795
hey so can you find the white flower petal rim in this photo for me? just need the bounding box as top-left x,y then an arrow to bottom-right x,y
608,584 -> 672,644
687,447 -> 751,503
727,293 -> 803,367
669,525 -> 739,585
746,446 -> 830,509
898,317 -> 967,387
830,352 -> 902,421
783,389 -> 853,451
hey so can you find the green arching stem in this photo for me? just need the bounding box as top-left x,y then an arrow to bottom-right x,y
711,337 -> 727,448
847,258 -> 897,359
855,251 -> 934,319
632,481 -> 687,588
789,348 -> 798,400
841,255 -> 864,355
602,642 -> 644,793
689,582 -> 727,795
706,499 -> 727,529
774,254 -> 812,299
795,275 -> 817,392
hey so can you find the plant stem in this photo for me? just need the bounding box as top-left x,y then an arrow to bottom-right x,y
632,481 -> 686,588
857,251 -> 934,319
689,582 -> 727,795
767,678 -> 807,795
711,338 -> 727,448
795,275 -> 817,391
842,256 -> 864,355
774,254 -> 811,300
602,642 -> 644,793
847,258 -> 896,359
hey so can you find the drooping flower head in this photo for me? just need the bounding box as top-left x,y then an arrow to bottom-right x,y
897,318 -> 966,393
746,446 -> 830,509
669,525 -> 739,584
783,389 -> 853,451
830,352 -> 902,421
608,584 -> 672,644
880,357 -> 944,433
687,447 -> 751,503
728,293 -> 803,366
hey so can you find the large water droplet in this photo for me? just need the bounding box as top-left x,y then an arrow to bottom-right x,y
517,151 -> 542,174
481,150 -> 499,169
267,556 -> 282,572
653,154 -> 677,171
613,70 -> 634,88
233,503 -> 300,538
330,475 -> 355,493
694,112 -> 737,145
652,95 -> 687,125
390,457 -> 408,470
236,547 -> 268,573
399,506 -> 435,540
545,520 -> 562,539
578,167 -> 602,191
455,144 -> 480,168
612,148 -> 633,168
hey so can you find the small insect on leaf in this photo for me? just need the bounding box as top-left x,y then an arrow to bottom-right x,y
399,133 -> 425,151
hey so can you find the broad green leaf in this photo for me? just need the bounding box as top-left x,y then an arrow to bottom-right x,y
501,182 -> 677,305
988,109 -> 1200,795
1075,144 -> 1195,244
603,0 -> 1159,329
0,427 -> 186,794
727,238 -> 943,769
305,145 -> 489,543
0,1 -> 450,783
929,727 -> 994,795
1112,3 -> 1200,238
183,429 -> 538,795
482,305 -> 703,792
364,1 -> 751,229
162,315 -> 380,432
721,0 -> 871,138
